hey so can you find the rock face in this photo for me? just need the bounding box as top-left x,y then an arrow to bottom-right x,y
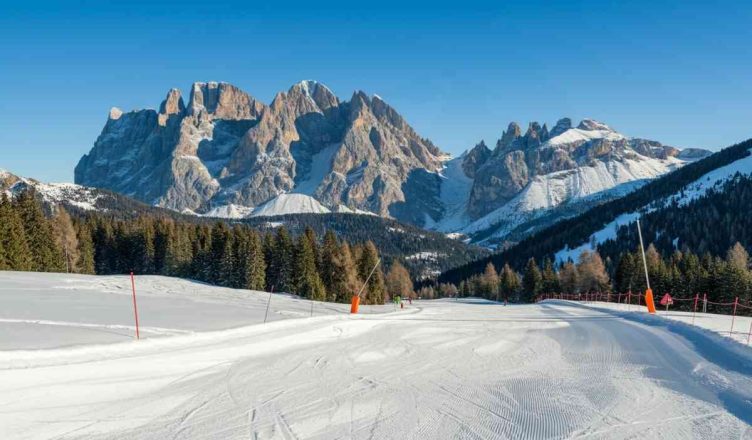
75,81 -> 443,215
464,118 -> 697,219
75,85 -> 709,244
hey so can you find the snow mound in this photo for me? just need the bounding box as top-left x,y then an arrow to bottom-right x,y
202,203 -> 254,219
250,193 -> 331,217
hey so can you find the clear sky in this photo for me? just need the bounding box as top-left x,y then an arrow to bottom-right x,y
2,0 -> 751,182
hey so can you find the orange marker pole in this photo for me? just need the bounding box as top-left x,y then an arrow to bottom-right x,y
130,271 -> 140,340
636,220 -> 656,314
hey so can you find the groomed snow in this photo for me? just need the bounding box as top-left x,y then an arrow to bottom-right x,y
1,272 -> 751,439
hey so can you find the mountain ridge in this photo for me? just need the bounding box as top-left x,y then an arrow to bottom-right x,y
74,81 -> 709,245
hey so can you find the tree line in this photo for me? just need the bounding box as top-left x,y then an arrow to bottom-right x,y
0,190 -> 423,305
448,242 -> 752,314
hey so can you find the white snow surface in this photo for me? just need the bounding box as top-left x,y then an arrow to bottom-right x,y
2,272 -> 752,439
555,212 -> 640,264
201,203 -> 255,219
546,127 -> 624,147
249,193 -> 331,217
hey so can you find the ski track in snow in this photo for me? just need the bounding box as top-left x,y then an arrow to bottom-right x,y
0,275 -> 751,439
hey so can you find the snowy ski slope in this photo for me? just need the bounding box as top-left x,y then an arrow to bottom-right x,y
0,273 -> 751,439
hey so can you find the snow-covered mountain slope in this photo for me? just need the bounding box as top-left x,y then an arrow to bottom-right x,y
423,118 -> 704,245
554,143 -> 752,262
458,153 -> 682,244
1,168 -> 109,212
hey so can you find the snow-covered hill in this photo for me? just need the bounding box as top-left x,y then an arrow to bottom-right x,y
1,272 -> 750,439
424,119 -> 702,246
1,168 -> 112,212
554,144 -> 752,262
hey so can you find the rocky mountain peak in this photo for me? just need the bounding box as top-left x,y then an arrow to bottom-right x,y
108,107 -> 123,120
497,122 -> 522,150
550,118 -> 572,137
159,88 -> 185,115
461,141 -> 492,178
288,80 -> 340,112
577,118 -> 613,131
188,82 -> 265,120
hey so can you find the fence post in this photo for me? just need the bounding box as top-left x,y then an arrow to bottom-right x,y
730,297 -> 738,337
628,291 -> 632,311
130,271 -> 140,340
747,320 -> 752,346
692,293 -> 698,325
703,293 -> 707,313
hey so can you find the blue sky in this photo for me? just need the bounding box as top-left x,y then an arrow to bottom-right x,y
1,0 -> 751,182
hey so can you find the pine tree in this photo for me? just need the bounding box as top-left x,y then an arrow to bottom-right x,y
271,227 -> 294,292
293,233 -> 326,300
541,258 -> 560,294
244,230 -> 266,291
522,258 -> 543,301
15,190 -> 63,272
75,222 -> 95,274
357,241 -> 385,305
0,194 -> 32,270
209,223 -> 233,285
614,252 -> 638,293
499,263 -> 520,302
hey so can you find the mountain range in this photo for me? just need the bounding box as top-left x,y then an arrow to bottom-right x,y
73,81 -> 709,246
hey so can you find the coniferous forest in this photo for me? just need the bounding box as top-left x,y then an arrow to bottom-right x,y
0,190 -> 414,305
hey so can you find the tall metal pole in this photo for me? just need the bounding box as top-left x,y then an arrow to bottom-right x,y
130,271 -> 140,340
263,285 -> 274,324
356,258 -> 381,299
636,220 -> 650,290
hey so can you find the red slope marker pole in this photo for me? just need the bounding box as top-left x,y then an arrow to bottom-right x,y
692,294 -> 698,325
730,297 -> 738,337
130,271 -> 140,340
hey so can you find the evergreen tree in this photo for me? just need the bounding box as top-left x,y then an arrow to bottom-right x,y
271,227 -> 294,292
75,222 -> 95,274
541,258 -> 560,294
522,258 -> 542,301
15,190 -> 63,272
357,241 -> 385,305
499,263 -> 520,302
208,223 -> 233,285
614,252 -> 639,293
0,194 -> 32,270
292,233 -> 326,300
246,230 -> 267,291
